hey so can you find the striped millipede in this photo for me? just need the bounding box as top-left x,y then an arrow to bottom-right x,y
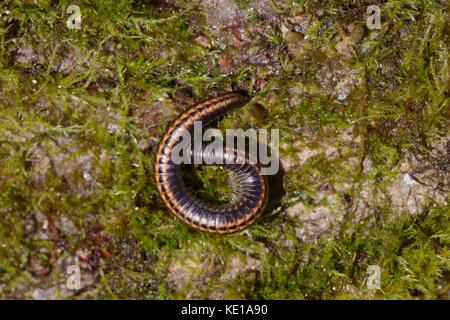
154,92 -> 268,234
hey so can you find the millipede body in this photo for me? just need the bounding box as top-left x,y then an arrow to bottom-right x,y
154,92 -> 268,234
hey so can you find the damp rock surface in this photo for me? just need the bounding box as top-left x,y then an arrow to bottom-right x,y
0,1 -> 448,300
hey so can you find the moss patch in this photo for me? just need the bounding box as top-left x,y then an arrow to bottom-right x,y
0,0 -> 448,299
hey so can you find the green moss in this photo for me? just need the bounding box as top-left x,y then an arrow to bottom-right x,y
0,0 -> 448,299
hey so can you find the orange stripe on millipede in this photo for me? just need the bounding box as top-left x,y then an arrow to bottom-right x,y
154,92 -> 267,234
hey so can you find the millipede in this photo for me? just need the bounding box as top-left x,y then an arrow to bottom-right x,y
154,92 -> 268,234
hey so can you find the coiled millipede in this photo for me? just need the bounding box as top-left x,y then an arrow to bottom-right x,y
154,92 -> 268,234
